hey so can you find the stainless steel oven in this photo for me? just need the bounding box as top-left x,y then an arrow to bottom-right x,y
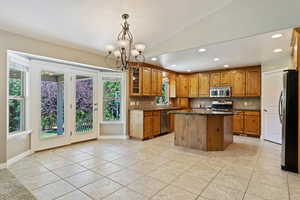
209,86 -> 231,98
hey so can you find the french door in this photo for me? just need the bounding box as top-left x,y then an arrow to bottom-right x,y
31,60 -> 99,151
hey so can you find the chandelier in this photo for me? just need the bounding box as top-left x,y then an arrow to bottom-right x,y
105,13 -> 146,71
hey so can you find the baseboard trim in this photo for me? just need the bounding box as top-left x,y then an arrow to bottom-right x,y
7,150 -> 33,167
0,163 -> 7,169
98,135 -> 129,139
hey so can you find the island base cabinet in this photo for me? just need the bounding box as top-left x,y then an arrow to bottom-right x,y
174,114 -> 233,151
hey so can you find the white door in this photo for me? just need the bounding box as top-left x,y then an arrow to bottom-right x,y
31,60 -> 99,151
70,71 -> 99,143
262,70 -> 284,144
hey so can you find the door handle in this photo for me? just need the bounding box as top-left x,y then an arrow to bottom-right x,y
278,91 -> 283,124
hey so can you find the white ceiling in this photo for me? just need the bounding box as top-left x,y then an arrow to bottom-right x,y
0,0 -> 232,54
155,29 -> 292,72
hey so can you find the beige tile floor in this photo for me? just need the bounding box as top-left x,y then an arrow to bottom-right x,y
8,133 -> 300,200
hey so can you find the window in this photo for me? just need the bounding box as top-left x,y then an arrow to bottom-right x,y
156,78 -> 169,105
8,58 -> 28,134
103,79 -> 121,121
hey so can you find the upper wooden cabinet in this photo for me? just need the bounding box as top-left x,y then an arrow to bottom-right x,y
129,66 -> 142,96
129,64 -> 163,97
210,72 -> 221,87
157,70 -> 163,96
188,74 -> 199,97
231,69 -> 246,97
198,73 -> 210,97
246,68 -> 261,97
221,71 -> 232,86
142,67 -> 152,96
169,73 -> 176,98
176,75 -> 189,97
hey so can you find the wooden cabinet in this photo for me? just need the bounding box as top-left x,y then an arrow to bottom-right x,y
233,111 -> 260,136
142,67 -> 152,96
176,75 -> 189,97
129,67 -> 142,96
198,73 -> 210,97
176,98 -> 189,108
157,70 -> 163,96
189,74 -> 199,97
210,72 -> 221,87
151,69 -> 158,96
233,111 -> 244,133
130,110 -> 161,140
152,111 -> 161,136
244,111 -> 260,136
246,68 -> 261,97
231,70 -> 246,97
143,111 -> 153,138
221,71 -> 232,86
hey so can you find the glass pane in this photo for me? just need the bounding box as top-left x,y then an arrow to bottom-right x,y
9,68 -> 24,97
9,99 -> 25,133
40,72 -> 64,138
103,80 -> 121,121
76,76 -> 93,133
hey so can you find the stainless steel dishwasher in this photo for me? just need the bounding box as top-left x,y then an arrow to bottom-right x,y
160,110 -> 170,133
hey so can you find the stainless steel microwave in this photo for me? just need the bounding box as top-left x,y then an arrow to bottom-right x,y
209,86 -> 231,98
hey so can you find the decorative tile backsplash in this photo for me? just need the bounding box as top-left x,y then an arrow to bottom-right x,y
190,97 -> 261,110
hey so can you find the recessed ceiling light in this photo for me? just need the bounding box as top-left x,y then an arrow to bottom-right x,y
187,69 -> 191,72
198,48 -> 206,52
171,64 -> 176,67
273,48 -> 283,53
214,58 -> 220,61
224,64 -> 229,68
151,57 -> 157,61
272,33 -> 283,39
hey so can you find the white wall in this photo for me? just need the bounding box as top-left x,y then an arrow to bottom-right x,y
0,29 -> 115,163
262,55 -> 292,72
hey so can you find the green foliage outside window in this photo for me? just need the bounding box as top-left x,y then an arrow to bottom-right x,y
156,81 -> 169,105
103,80 -> 121,121
9,69 -> 25,133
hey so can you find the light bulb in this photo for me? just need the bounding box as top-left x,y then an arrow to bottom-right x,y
113,50 -> 121,57
131,49 -> 139,57
135,43 -> 146,52
118,40 -> 129,48
105,45 -> 115,52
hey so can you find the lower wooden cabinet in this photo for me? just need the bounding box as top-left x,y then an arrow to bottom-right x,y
233,111 -> 260,136
130,110 -> 161,140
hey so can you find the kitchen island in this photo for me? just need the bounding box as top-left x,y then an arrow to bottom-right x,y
170,110 -> 233,151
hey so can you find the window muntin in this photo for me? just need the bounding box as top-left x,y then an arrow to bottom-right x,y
103,79 -> 121,121
8,66 -> 27,134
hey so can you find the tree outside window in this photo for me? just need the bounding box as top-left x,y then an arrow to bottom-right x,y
156,78 -> 169,105
103,80 -> 121,121
9,67 -> 26,133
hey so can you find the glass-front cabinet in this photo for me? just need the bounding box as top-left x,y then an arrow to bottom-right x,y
129,66 -> 142,96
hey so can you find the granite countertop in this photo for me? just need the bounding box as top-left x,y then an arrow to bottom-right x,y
169,110 -> 233,115
129,106 -> 182,111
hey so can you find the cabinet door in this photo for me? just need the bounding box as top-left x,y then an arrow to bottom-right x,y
142,67 -> 152,96
157,70 -> 163,96
143,112 -> 152,138
151,69 -> 158,96
231,70 -> 246,97
152,111 -> 161,136
221,71 -> 232,86
189,74 -> 199,97
169,78 -> 176,98
246,68 -> 261,97
177,98 -> 189,108
244,112 -> 260,136
129,67 -> 142,96
198,73 -> 210,97
233,112 -> 244,133
210,72 -> 221,87
177,75 -> 189,97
